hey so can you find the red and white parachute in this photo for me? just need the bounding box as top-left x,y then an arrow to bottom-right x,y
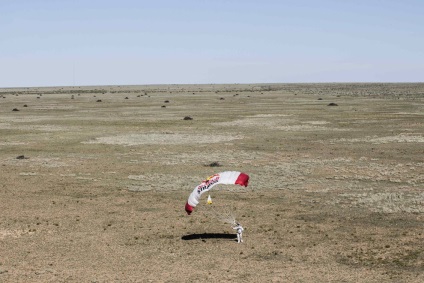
185,171 -> 249,215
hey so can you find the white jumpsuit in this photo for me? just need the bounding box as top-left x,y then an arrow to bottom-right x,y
233,224 -> 244,243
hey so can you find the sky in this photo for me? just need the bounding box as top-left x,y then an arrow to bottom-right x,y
1,0 -> 423,87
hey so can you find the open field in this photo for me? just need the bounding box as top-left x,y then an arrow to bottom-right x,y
1,83 -> 423,282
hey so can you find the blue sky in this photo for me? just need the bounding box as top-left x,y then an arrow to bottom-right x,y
1,0 -> 423,87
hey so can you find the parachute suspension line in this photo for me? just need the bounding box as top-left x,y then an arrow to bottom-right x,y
201,204 -> 237,225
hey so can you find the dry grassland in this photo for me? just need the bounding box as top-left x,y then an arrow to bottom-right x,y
0,83 -> 423,282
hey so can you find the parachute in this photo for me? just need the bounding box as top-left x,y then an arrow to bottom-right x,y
185,171 -> 249,215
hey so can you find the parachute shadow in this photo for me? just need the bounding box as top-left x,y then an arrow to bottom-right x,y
181,233 -> 237,241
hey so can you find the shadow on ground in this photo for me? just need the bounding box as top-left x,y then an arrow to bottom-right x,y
181,233 -> 237,241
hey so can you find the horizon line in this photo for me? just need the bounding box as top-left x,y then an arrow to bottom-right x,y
1,81 -> 424,89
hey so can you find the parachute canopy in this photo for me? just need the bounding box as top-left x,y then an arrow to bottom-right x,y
185,171 -> 249,215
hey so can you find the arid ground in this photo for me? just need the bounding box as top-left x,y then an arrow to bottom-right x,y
1,83 -> 423,282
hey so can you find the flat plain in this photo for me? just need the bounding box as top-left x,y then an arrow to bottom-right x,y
0,83 -> 423,282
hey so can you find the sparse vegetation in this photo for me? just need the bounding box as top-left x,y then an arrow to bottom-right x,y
0,83 -> 423,282
205,161 -> 222,167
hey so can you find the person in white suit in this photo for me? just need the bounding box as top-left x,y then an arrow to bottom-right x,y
233,222 -> 244,243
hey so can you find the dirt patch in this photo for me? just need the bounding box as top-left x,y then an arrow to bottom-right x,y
215,117 -> 346,131
82,133 -> 242,146
326,134 -> 424,144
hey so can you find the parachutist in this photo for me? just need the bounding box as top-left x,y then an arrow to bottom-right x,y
232,222 -> 244,243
